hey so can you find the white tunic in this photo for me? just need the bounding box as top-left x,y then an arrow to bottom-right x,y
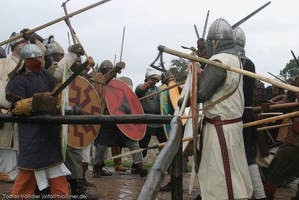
198,53 -> 253,200
0,56 -> 20,179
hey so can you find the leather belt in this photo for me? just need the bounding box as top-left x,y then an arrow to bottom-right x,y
204,116 -> 241,200
204,116 -> 242,125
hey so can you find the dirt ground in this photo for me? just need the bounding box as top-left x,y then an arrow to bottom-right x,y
0,138 -> 297,200
0,166 -> 297,200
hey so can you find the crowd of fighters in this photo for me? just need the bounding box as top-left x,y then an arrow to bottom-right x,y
0,17 -> 299,200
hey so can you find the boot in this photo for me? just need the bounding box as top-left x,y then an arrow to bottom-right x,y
131,163 -> 138,174
135,163 -> 148,178
0,173 -> 13,183
69,179 -> 99,200
93,164 -> 101,178
111,146 -> 127,171
160,182 -> 172,192
291,183 -> 299,200
100,162 -> 112,176
82,162 -> 95,187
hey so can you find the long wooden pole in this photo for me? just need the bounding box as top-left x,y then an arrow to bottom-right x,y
111,110 -> 299,159
250,102 -> 299,111
158,45 -> 299,93
0,0 -> 111,46
138,81 -> 185,100
111,121 -> 292,159
61,0 -> 97,74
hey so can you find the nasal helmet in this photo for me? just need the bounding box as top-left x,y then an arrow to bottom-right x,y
20,44 -> 43,59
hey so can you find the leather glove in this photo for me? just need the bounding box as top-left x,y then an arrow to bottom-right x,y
11,98 -> 33,116
115,61 -> 126,73
21,28 -> 44,44
149,74 -> 161,83
261,102 -> 273,112
68,44 -> 85,56
72,103 -> 84,115
32,92 -> 58,113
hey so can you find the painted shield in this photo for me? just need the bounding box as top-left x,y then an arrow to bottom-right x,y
160,84 -> 174,139
118,76 -> 133,90
168,80 -> 187,125
67,76 -> 102,149
91,73 -> 106,116
105,79 -> 146,141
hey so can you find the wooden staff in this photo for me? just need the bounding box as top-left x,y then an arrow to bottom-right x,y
250,102 -> 299,111
111,110 -> 299,159
257,123 -> 292,132
0,0 -> 111,46
244,110 -> 299,128
138,81 -> 185,100
62,0 -> 97,74
111,134 -> 200,160
158,45 -> 299,93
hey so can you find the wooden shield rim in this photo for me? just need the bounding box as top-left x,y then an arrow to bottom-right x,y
118,76 -> 133,90
67,76 -> 102,149
169,80 -> 187,125
160,84 -> 174,139
105,79 -> 146,140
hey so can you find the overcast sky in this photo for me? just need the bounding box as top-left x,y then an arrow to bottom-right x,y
2,0 -> 299,88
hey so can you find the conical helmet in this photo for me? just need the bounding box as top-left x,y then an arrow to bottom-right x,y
233,27 -> 246,48
98,60 -> 113,75
207,18 -> 233,40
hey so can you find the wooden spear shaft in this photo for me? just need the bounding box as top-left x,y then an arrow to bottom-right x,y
0,0 -> 111,46
158,45 -> 299,93
257,123 -> 292,131
250,102 -> 299,111
138,81 -> 185,100
111,110 -> 299,159
62,0 -> 98,74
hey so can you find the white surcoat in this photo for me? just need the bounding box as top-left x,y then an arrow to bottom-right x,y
0,55 -> 20,150
198,53 -> 253,200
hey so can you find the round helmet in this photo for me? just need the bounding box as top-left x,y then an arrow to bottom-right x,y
43,35 -> 64,55
207,18 -> 233,41
20,44 -> 43,59
0,46 -> 6,58
9,32 -> 25,51
145,68 -> 158,79
233,27 -> 246,48
206,18 -> 234,57
98,60 -> 113,75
